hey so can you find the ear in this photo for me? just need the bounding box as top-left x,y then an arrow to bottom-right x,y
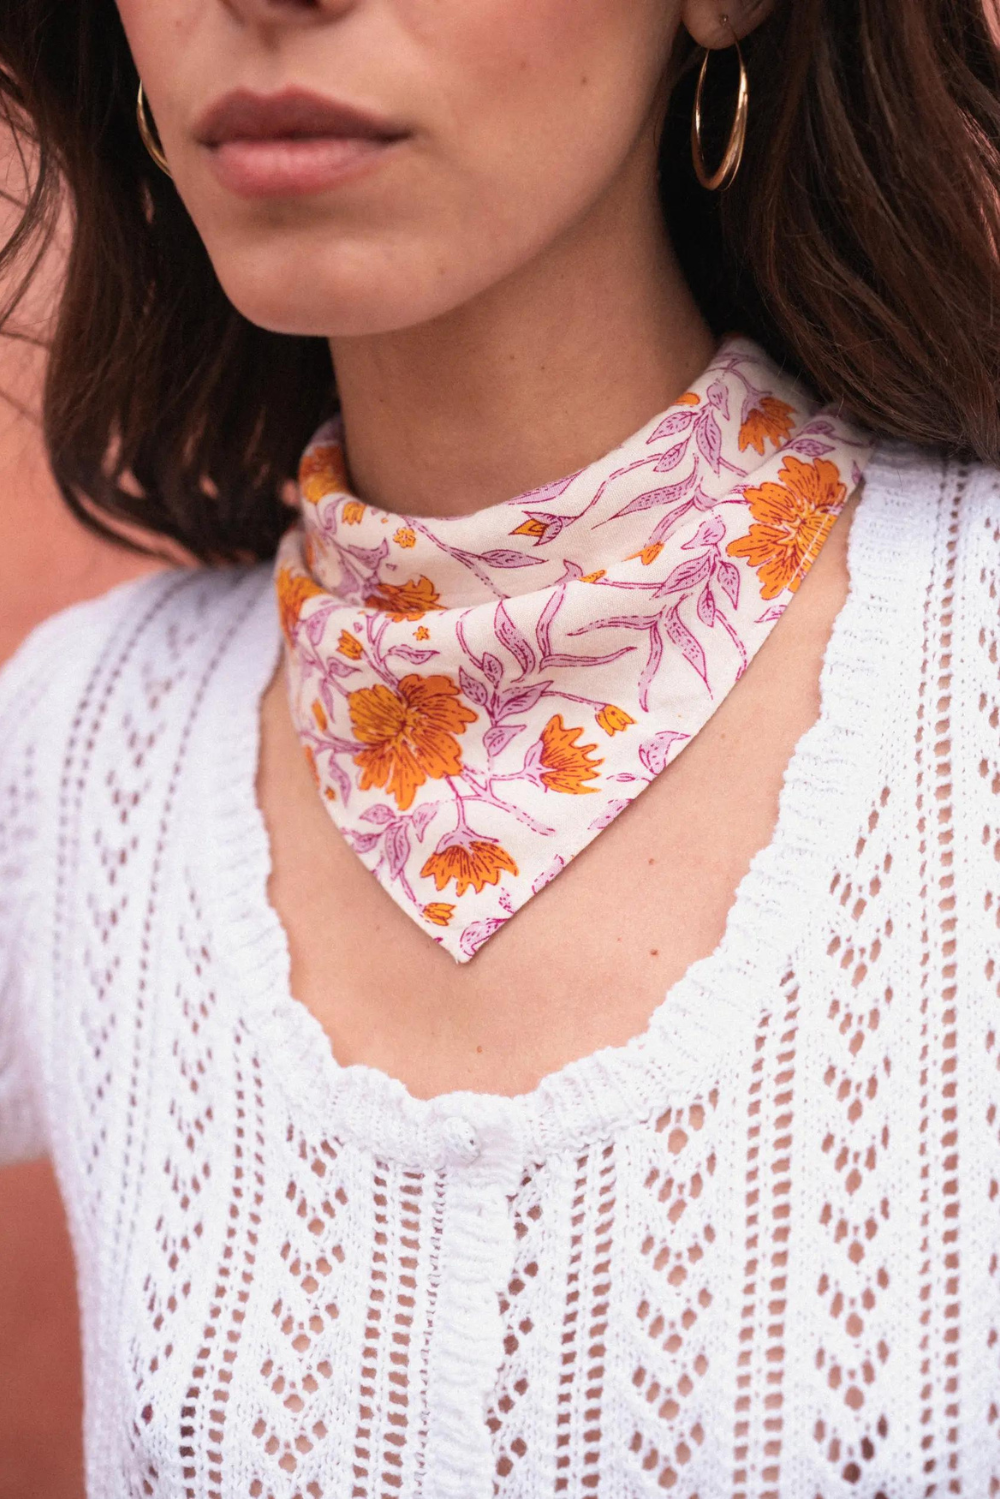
681,0 -> 775,49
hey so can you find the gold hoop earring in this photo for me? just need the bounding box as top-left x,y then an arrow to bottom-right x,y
136,81 -> 172,178
690,17 -> 748,191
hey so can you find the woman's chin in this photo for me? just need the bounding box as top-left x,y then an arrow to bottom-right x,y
211,278 -> 427,341
212,265 -> 485,342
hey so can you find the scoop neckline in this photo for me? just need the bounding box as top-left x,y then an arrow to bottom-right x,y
203,438 -> 936,1170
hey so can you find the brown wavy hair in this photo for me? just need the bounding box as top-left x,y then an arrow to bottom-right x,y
2,1 -> 1000,563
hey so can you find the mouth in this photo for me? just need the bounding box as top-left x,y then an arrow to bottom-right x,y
194,86 -> 411,198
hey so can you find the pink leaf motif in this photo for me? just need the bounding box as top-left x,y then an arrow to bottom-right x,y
387,645 -> 438,664
458,667 -> 490,707
531,856 -> 565,895
320,732 -> 364,758
647,409 -> 697,442
346,829 -> 382,855
754,603 -> 786,625
304,602 -> 339,646
697,582 -> 717,627
481,652 -> 504,686
695,409 -> 723,473
517,471 -> 578,505
690,484 -> 723,511
461,917 -> 507,959
535,588 -> 563,658
497,681 -> 550,718
707,380 -> 730,418
663,601 -> 709,687
495,601 -> 537,677
327,757 -> 354,805
791,438 -> 834,458
588,797 -> 630,833
343,541 -> 390,571
322,654 -> 362,680
476,548 -> 546,569
648,438 -> 688,475
522,740 -> 543,774
484,722 -> 525,758
654,551 -> 713,597
717,559 -> 740,609
638,625 -> 664,713
648,499 -> 695,546
410,803 -> 437,840
639,729 -> 689,776
360,804 -> 395,826
684,514 -> 726,549
385,821 -> 411,880
605,470 -> 697,521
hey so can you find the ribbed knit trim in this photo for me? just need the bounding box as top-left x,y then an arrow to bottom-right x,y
206,438 -> 944,1172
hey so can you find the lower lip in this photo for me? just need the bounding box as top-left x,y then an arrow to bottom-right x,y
204,135 -> 405,198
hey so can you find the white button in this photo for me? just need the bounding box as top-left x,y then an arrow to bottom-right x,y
442,1115 -> 481,1165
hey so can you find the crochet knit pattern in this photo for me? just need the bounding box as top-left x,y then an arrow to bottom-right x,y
1,439 -> 999,1498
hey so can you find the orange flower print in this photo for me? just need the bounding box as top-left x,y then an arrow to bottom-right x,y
676,392 -> 700,406
311,698 -> 328,732
511,518 -> 548,539
365,576 -> 445,623
538,715 -> 603,794
394,527 -> 416,548
596,704 -> 635,735
414,626 -> 430,641
725,455 -> 846,601
421,839 -> 519,898
580,569 -> 606,584
298,441 -> 349,505
276,565 -> 326,644
738,396 -> 796,456
626,542 -> 663,567
337,630 -> 364,660
348,674 -> 477,811
344,500 -> 365,525
422,902 -> 456,927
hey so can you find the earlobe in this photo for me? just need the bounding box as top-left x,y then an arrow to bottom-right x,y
681,0 -> 775,49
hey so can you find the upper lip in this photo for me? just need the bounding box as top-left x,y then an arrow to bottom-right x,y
194,87 -> 409,146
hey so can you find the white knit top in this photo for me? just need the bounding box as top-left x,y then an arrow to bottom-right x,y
2,439 -> 999,1500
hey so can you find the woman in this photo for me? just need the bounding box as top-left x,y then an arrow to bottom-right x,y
1,0 -> 999,1495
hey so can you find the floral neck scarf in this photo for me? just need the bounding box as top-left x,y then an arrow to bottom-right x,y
274,333 -> 873,961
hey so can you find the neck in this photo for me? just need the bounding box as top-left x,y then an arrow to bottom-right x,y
327,152 -> 716,521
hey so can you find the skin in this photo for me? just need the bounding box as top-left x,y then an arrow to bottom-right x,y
115,0 -> 862,1100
